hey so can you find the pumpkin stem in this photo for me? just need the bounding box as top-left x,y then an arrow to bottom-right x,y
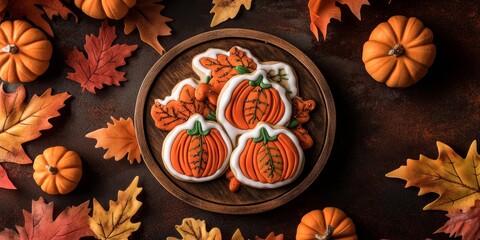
249,75 -> 272,89
388,44 -> 405,57
314,225 -> 335,240
46,165 -> 58,175
187,121 -> 211,136
2,44 -> 18,54
235,65 -> 250,74
253,127 -> 278,144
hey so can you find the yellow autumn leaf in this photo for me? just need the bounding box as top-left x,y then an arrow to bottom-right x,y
86,117 -> 141,164
89,176 -> 143,239
210,0 -> 252,27
386,141 -> 480,212
231,229 -> 244,240
167,218 -> 222,240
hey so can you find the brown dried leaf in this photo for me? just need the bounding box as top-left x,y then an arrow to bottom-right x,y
86,117 -> 141,164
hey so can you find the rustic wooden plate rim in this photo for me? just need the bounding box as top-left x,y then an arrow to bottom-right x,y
134,28 -> 336,214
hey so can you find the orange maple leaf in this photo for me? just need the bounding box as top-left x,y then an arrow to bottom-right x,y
86,117 -> 141,164
0,84 -> 71,165
124,0 -> 172,54
0,197 -> 93,239
387,141 -> 480,212
308,0 -> 370,41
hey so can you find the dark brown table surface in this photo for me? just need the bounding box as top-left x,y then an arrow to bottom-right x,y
1,0 -> 479,239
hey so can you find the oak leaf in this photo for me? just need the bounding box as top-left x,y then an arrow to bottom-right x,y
210,0 -> 252,27
386,141 -> 480,212
86,117 -> 141,164
124,0 -> 172,54
65,21 -> 138,94
0,84 -> 70,165
89,176 -> 143,240
1,0 -> 77,36
0,197 -> 94,239
0,165 -> 15,189
308,0 -> 370,41
435,200 -> 480,240
255,232 -> 284,240
167,218 -> 222,240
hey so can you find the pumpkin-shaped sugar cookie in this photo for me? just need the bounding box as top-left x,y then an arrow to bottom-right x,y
230,123 -> 304,189
217,70 -> 292,143
151,78 -> 217,131
162,114 -> 232,182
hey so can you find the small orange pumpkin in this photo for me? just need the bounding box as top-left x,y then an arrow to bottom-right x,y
296,208 -> 357,240
0,20 -> 52,83
75,0 -> 137,20
362,15 -> 436,87
33,146 -> 83,195
162,114 -> 232,182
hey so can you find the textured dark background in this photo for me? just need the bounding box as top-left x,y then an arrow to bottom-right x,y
1,0 -> 479,239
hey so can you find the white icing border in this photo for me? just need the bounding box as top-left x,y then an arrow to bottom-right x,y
154,78 -> 199,106
216,70 -> 292,145
191,46 -> 298,98
230,123 -> 304,189
162,114 -> 233,182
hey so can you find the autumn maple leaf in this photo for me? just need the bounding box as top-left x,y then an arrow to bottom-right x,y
435,200 -> 480,240
0,165 -> 15,189
0,197 -> 94,239
85,117 -> 141,164
167,218 -> 222,240
308,0 -> 370,41
2,0 -> 77,36
0,84 -> 70,188
210,0 -> 252,27
387,141 -> 480,212
124,0 -> 172,54
89,176 -> 143,240
65,21 -> 138,94
256,232 -> 284,240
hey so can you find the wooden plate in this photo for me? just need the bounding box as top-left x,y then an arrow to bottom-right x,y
135,29 -> 335,214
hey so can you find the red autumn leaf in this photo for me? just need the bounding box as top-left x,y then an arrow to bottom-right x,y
0,165 -> 15,189
124,0 -> 172,54
0,197 -> 94,239
65,21 -> 138,94
435,200 -> 480,240
308,0 -> 370,41
2,0 -> 77,36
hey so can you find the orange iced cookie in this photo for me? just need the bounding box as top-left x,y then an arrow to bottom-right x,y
162,114 -> 232,182
230,123 -> 304,189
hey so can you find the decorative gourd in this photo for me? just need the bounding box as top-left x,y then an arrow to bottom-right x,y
33,146 -> 83,195
0,20 -> 52,83
230,123 -> 304,189
162,114 -> 232,182
296,208 -> 357,240
217,70 -> 292,143
74,0 -> 137,20
362,15 -> 436,87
